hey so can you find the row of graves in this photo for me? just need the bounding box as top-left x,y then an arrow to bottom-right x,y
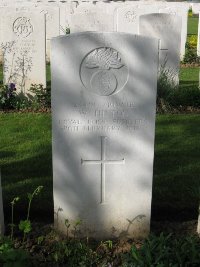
0,0 -> 200,238
0,0 -> 195,94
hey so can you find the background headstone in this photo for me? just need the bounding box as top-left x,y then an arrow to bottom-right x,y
0,9 -> 46,94
51,32 -> 158,239
116,5 -> 160,34
139,13 -> 182,85
69,12 -> 114,32
159,6 -> 188,60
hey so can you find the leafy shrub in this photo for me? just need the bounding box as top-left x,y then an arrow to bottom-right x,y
0,237 -> 30,267
188,35 -> 198,49
157,67 -> 200,112
168,86 -> 200,108
29,84 -> 51,110
0,83 -> 17,110
122,233 -> 200,267
188,8 -> 193,18
183,40 -> 200,64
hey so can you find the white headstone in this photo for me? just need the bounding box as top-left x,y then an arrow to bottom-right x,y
0,9 -> 46,94
0,169 -> 4,236
116,5 -> 160,34
197,12 -> 200,57
69,12 -> 114,32
191,3 -> 200,15
51,32 -> 158,239
36,4 -> 60,61
159,6 -> 188,60
140,13 -> 182,85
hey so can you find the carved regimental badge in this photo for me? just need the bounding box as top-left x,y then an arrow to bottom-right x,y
125,11 -> 137,23
13,17 -> 33,38
80,47 -> 128,96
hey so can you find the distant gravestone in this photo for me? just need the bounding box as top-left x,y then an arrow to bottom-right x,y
36,4 -> 60,61
69,12 -> 114,32
0,9 -> 46,94
197,13 -> 200,57
0,169 -> 4,236
139,13 -> 182,85
116,5 -> 160,34
70,9 -> 114,33
51,32 -> 158,239
159,7 -> 188,60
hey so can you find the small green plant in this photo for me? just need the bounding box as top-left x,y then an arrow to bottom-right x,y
183,40 -> 200,64
0,236 -> 30,267
73,219 -> 82,239
0,83 -> 17,110
65,27 -> 70,34
122,233 -> 200,267
188,8 -> 193,18
29,84 -> 51,110
19,186 -> 43,243
9,197 -> 20,241
65,219 -> 71,239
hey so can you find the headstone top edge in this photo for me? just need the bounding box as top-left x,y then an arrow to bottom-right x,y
51,32 -> 160,44
140,12 -> 182,19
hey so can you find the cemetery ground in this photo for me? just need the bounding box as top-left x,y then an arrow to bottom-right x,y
0,62 -> 200,266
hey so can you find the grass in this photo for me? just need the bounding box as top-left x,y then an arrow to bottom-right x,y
0,113 -> 199,223
187,16 -> 199,36
0,113 -> 53,222
152,114 -> 200,221
179,67 -> 199,88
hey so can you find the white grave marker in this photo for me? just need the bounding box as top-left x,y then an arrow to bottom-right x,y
116,5 -> 160,34
69,12 -> 114,32
0,10 -> 46,94
159,7 -> 188,60
140,13 -> 182,85
51,32 -> 158,239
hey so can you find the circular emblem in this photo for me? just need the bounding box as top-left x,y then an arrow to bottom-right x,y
80,47 -> 128,96
125,11 -> 137,23
13,17 -> 33,38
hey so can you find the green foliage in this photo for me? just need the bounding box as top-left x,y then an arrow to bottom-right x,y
183,40 -> 200,64
0,237 -> 30,267
46,238 -> 102,267
188,8 -> 193,18
10,197 -> 20,241
0,83 -> 17,110
18,220 -> 31,234
167,86 -> 200,108
157,67 -> 200,112
29,84 -> 51,110
19,186 -> 43,242
122,233 -> 200,267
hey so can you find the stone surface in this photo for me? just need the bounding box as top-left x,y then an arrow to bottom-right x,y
69,12 -> 114,32
0,9 -> 46,94
116,5 -> 160,34
139,13 -> 182,85
0,170 -> 4,235
36,4 -> 60,61
197,13 -> 200,57
51,32 -> 158,239
159,6 -> 188,60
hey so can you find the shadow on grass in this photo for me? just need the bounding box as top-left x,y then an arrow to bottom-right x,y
1,145 -> 53,224
151,115 -> 200,221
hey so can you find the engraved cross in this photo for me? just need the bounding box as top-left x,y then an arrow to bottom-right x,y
81,136 -> 125,204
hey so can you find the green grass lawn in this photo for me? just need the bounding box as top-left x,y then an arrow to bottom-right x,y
187,16 -> 199,35
179,67 -> 199,88
0,114 -> 199,223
